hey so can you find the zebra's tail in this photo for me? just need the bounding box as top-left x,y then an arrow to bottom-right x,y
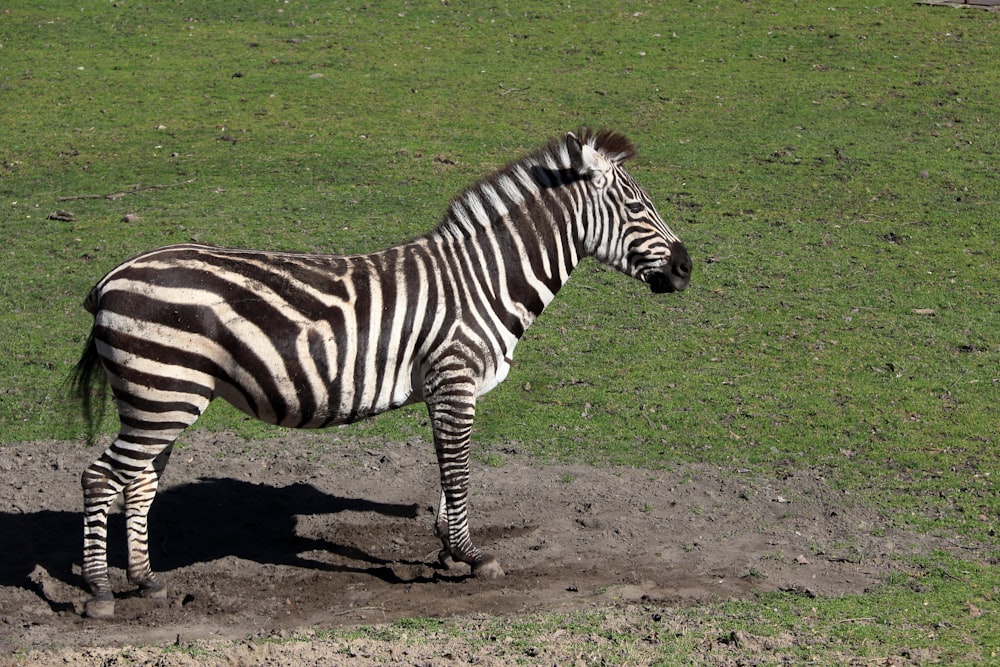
70,327 -> 108,445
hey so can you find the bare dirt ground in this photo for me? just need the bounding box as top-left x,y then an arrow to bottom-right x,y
0,431 -> 966,665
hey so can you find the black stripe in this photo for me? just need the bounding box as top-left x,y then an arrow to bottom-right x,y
370,248 -> 399,409
348,262 -> 374,421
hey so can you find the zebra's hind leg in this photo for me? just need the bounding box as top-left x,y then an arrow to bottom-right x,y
123,445 -> 174,599
81,456 -> 125,619
81,432 -> 186,618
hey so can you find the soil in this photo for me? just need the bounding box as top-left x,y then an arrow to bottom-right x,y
0,431 -> 966,665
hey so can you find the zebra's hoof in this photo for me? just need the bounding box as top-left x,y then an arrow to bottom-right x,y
84,597 -> 115,619
141,584 -> 167,599
437,549 -> 460,570
472,555 -> 504,579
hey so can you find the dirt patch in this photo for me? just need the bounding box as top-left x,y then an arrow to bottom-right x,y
0,431 -> 961,662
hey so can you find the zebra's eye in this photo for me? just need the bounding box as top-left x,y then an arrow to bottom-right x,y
626,202 -> 645,215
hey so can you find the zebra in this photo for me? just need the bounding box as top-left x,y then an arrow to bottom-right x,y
71,128 -> 692,618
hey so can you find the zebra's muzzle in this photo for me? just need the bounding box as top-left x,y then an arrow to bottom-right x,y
646,242 -> 692,294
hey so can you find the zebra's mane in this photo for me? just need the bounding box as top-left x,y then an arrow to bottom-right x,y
568,127 -> 637,165
437,128 -> 637,235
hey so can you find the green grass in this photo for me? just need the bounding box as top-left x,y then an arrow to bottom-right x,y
1,1 -> 997,662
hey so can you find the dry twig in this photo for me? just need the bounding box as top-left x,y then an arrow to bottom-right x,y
56,179 -> 195,202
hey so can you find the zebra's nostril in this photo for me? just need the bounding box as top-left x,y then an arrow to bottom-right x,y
669,242 -> 692,279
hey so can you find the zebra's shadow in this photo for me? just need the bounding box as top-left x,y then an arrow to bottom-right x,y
0,477 -> 434,599
150,477 -> 432,576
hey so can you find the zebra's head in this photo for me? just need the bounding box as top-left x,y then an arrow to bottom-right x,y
566,130 -> 691,294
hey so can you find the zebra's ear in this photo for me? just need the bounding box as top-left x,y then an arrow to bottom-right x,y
567,132 -> 610,182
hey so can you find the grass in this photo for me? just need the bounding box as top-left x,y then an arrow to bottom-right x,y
1,0 -> 997,663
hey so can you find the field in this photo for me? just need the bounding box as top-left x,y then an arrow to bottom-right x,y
1,1 -> 998,664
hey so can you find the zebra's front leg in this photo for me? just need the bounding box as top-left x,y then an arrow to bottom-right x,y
433,487 -> 459,568
426,387 -> 504,579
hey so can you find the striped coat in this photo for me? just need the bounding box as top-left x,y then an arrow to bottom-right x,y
73,128 -> 691,618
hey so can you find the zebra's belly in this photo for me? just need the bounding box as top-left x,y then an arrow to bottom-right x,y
218,372 -> 422,429
224,355 -> 512,427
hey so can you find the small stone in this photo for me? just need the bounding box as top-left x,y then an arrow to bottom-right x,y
48,210 -> 75,222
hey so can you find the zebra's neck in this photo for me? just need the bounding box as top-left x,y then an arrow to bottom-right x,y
425,148 -> 586,339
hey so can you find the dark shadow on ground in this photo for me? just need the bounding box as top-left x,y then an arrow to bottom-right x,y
0,478 -> 429,599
